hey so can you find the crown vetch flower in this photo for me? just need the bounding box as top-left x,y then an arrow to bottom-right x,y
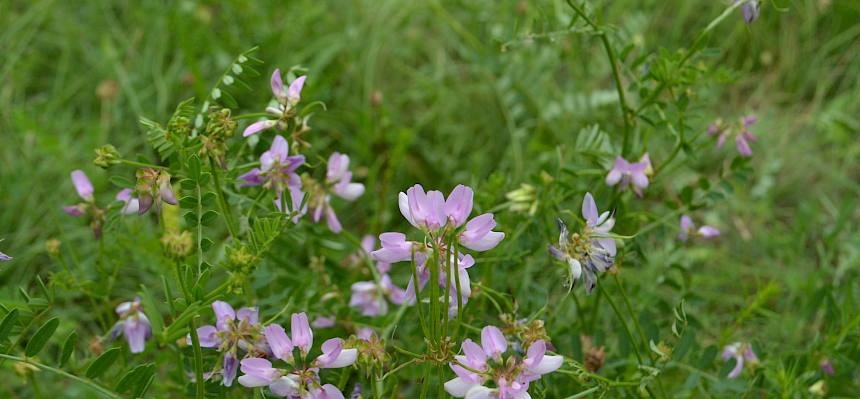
243,69 -> 307,137
605,154 -> 651,197
239,312 -> 357,398
444,325 -> 562,398
722,342 -> 758,378
0,251 -> 11,261
349,236 -> 409,316
63,170 -> 106,238
130,168 -> 178,215
738,0 -> 760,23
188,301 -> 267,386
239,135 -> 305,193
678,215 -> 721,241
548,193 -> 617,294
709,115 -> 758,157
113,298 -> 151,354
305,152 -> 365,233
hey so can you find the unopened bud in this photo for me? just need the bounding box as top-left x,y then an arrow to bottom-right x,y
93,144 -> 122,169
161,231 -> 193,259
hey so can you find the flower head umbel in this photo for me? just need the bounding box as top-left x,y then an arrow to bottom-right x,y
678,215 -> 720,241
303,152 -> 365,233
63,170 -> 105,238
605,154 -> 652,197
708,115 -> 758,157
444,325 -> 562,398
238,312 -> 357,398
549,193 -> 617,294
371,184 -> 505,314
722,342 -> 758,378
112,298 -> 151,354
242,69 -> 307,137
189,301 -> 267,386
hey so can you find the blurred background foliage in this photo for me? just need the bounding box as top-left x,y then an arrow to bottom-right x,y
1,0 -> 859,397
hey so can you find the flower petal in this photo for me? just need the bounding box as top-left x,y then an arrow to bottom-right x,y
71,170 -> 94,201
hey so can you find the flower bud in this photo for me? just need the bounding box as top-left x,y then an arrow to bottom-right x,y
161,230 -> 193,259
93,144 -> 122,169
45,239 -> 61,256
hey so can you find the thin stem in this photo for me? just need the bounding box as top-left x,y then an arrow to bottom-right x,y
208,157 -> 240,238
409,248 -> 430,339
613,274 -> 650,355
566,0 -> 633,155
380,358 -> 419,381
119,159 -> 167,170
0,354 -> 122,399
596,282 -> 643,364
188,316 -> 206,399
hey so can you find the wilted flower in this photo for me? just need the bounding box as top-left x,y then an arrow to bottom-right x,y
722,342 -> 758,378
605,154 -> 651,197
678,215 -> 720,241
242,69 -> 307,137
113,298 -> 151,354
305,152 -> 365,233
444,325 -> 563,398
708,115 -> 758,157
63,170 -> 105,238
189,301 -> 268,386
131,168 -> 178,214
548,193 -> 617,294
580,335 -> 606,373
238,312 -> 356,398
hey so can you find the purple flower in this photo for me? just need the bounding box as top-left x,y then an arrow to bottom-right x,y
722,342 -> 758,378
0,251 -> 11,261
114,298 -> 151,354
549,193 -> 617,294
738,0 -> 760,23
820,359 -> 834,375
63,170 -> 105,238
605,154 -> 651,197
239,135 -> 305,193
132,168 -> 178,215
709,115 -> 759,157
312,316 -> 337,329
444,325 -> 562,398
115,189 -> 140,215
188,301 -> 267,386
242,69 -> 308,137
241,313 -> 356,398
307,153 -> 365,233
678,215 -> 720,241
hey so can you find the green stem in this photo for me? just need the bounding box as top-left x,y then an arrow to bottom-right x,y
208,157 -> 240,238
0,354 -> 122,399
596,282 -> 643,364
613,274 -> 650,355
566,0 -> 633,155
188,316 -> 206,399
119,159 -> 167,170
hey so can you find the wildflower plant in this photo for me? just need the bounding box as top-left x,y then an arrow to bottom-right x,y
4,1 -> 854,398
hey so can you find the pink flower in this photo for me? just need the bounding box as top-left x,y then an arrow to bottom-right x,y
722,342 -> 758,378
63,170 -> 105,238
678,215 -> 721,241
444,326 -> 562,398
605,154 -> 651,197
187,301 -> 266,386
307,152 -> 365,233
242,70 -> 308,137
113,298 -> 151,354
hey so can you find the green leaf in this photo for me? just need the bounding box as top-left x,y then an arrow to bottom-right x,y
0,309 -> 19,341
179,196 -> 198,209
201,192 -> 217,206
116,363 -> 155,393
201,238 -> 214,252
86,347 -> 121,379
59,331 -> 77,367
184,211 -> 199,226
187,154 -> 201,180
200,210 -> 219,226
25,317 -> 59,356
139,285 -> 164,340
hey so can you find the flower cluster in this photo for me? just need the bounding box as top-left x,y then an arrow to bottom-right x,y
304,152 -> 365,233
371,184 -> 505,313
549,193 -> 617,294
112,298 -> 151,354
708,115 -> 758,157
678,215 -> 720,241
192,301 -> 268,386
349,236 -> 409,316
238,313 -> 357,398
444,325 -> 562,398
243,70 -> 307,137
605,154 -> 652,197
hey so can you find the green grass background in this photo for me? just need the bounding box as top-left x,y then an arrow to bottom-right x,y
1,0 -> 859,397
